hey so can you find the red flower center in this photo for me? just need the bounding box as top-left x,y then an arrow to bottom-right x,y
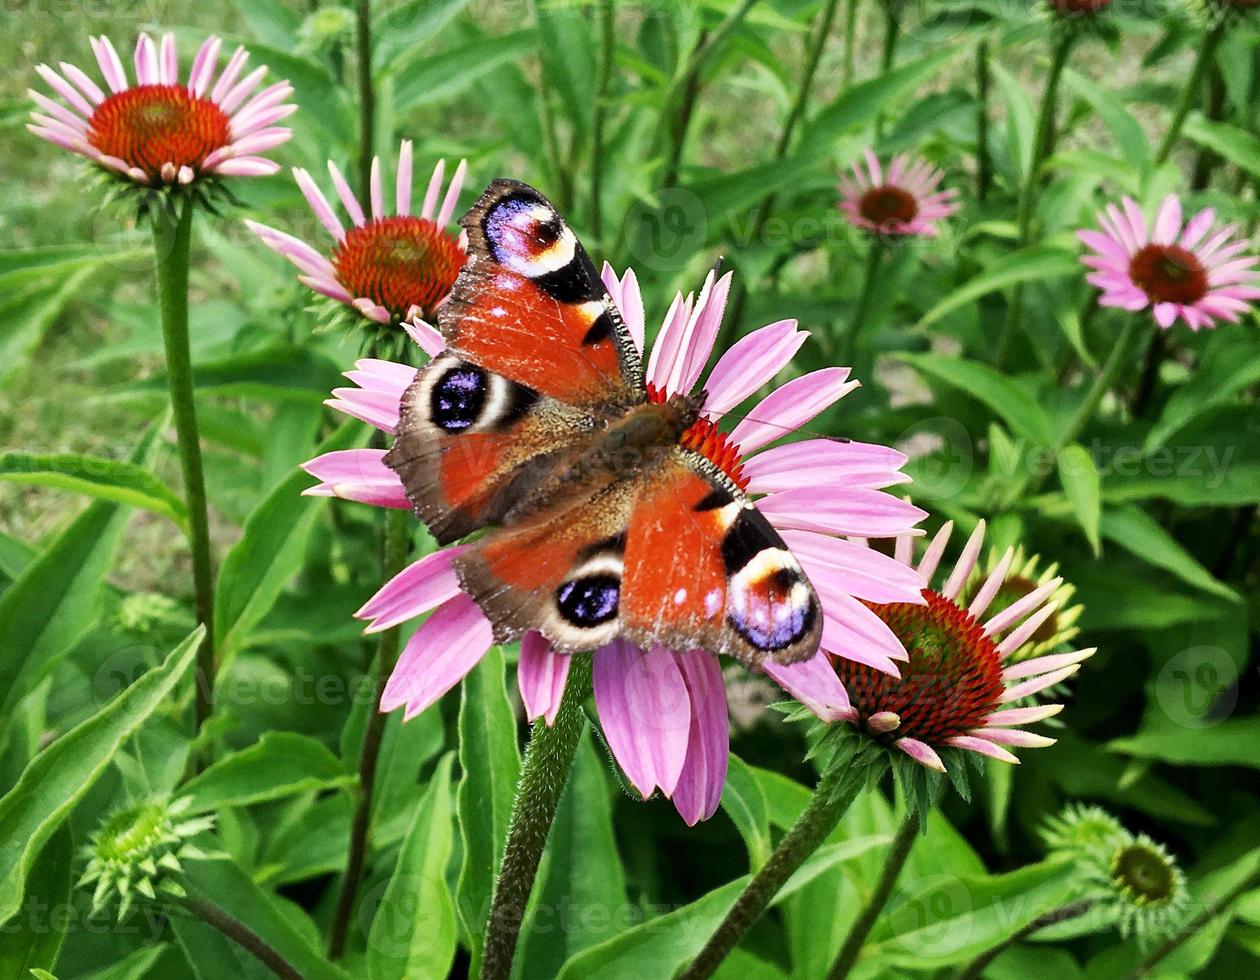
837,590 -> 1004,745
647,382 -> 749,489
858,185 -> 919,226
1128,244 -> 1209,306
1051,0 -> 1113,14
87,84 -> 231,180
331,216 -> 465,322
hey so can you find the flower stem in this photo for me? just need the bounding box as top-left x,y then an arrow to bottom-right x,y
681,751 -> 878,979
153,199 -> 215,759
590,0 -> 615,244
178,891 -> 303,980
480,655 -> 593,980
1128,867 -> 1260,979
1154,19 -> 1227,168
827,810 -> 919,979
842,239 -> 887,370
327,505 -> 412,960
976,38 -> 992,202
880,0 -> 900,73
954,899 -> 1094,980
996,30 -> 1075,369
1056,316 -> 1142,454
354,0 -> 375,200
842,0 -> 859,85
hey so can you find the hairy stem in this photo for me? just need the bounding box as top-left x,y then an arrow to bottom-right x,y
1154,19 -> 1226,168
996,30 -> 1075,369
681,752 -> 876,979
179,892 -> 303,980
590,0 -> 615,243
954,899 -> 1094,980
480,656 -> 593,979
827,811 -> 919,979
327,506 -> 411,959
153,200 -> 215,761
354,0 -> 375,200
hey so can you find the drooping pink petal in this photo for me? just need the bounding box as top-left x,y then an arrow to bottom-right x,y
518,631 -> 572,726
786,532 -> 925,606
729,368 -> 857,454
381,594 -> 495,719
944,735 -> 1020,764
670,650 -> 729,826
355,545 -> 468,633
895,737 -> 946,772
593,641 -> 692,799
762,651 -> 855,722
301,448 -> 410,510
973,727 -> 1056,748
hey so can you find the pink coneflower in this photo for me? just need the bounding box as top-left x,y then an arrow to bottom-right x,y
247,147 -> 467,328
1079,195 -> 1260,331
831,520 -> 1096,773
838,150 -> 960,238
305,266 -> 926,824
28,33 -> 293,187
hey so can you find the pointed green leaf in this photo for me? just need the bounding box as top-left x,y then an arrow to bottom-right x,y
0,825 -> 72,977
0,628 -> 201,921
1057,444 -> 1102,555
914,245 -> 1080,333
178,732 -> 352,814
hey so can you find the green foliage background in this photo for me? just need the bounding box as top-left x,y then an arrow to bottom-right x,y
1,0 -> 1258,977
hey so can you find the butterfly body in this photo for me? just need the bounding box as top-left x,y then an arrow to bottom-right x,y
385,179 -> 821,666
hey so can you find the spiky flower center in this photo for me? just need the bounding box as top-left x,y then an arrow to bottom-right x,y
646,382 -> 749,489
88,84 -> 231,179
332,216 -> 464,322
838,590 -> 1004,744
858,185 -> 919,226
1129,244 -> 1209,306
1113,843 -> 1176,906
95,802 -> 168,862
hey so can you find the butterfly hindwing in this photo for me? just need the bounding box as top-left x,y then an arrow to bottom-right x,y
453,447 -> 822,666
386,179 -> 643,543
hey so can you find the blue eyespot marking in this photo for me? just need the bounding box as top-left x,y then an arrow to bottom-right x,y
431,365 -> 486,432
557,575 -> 620,627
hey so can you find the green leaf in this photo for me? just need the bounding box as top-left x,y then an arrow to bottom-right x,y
0,628 -> 201,921
895,353 -> 1054,446
1101,505 -> 1238,602
1109,717 -> 1260,769
991,61 -> 1035,179
915,245 -> 1080,332
389,30 -> 538,113
178,732 -> 352,813
0,266 -> 100,387
374,0 -> 469,72
368,754 -> 457,980
226,0 -> 300,47
537,4 -> 596,141
214,421 -> 359,660
1064,70 -> 1151,177
720,755 -> 772,868
1183,113 -> 1260,179
863,859 -> 1080,968
74,945 -> 170,980
1057,444 -> 1102,555
554,836 -> 888,978
107,345 -> 342,406
226,41 -> 352,145
0,452 -> 187,532
178,858 -> 351,980
0,429 -> 160,730
0,825 -> 72,977
456,646 -> 521,975
515,733 -> 628,980
1146,329 -> 1260,450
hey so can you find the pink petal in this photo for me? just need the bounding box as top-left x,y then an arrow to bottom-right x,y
785,532 -> 925,606
895,737 -> 946,772
396,140 -> 414,215
602,264 -> 645,353
762,650 -> 855,722
301,448 -> 409,510
188,36 -> 222,96
327,160 -> 366,227
941,520 -> 986,600
294,167 -> 345,240
436,159 -> 467,228
1003,648 -> 1095,681
92,36 -> 128,93
381,595 -> 495,719
1181,208 -> 1216,250
33,64 -> 94,117
355,545 -> 469,632
982,577 -> 1062,637
994,602 -> 1060,657
210,46 -> 249,104
421,159 -> 446,222
593,641 -> 692,799
671,650 -> 729,826
1153,195 -> 1182,245
1001,665 -> 1081,703
973,727 -> 1056,748
944,735 -> 1020,764
134,33 -> 158,86
986,704 -> 1063,726
757,488 -> 927,538
744,438 -> 909,494
729,368 -> 858,454
518,631 -> 572,726
703,320 -> 806,415
404,319 -> 446,357
645,290 -> 694,392
817,588 -> 910,667
678,271 -> 733,393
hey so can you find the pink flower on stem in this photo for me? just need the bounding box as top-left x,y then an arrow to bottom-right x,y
306,268 -> 926,824
838,150 -> 960,238
28,32 -> 294,187
248,146 -> 467,328
1079,195 -> 1260,331
832,520 -> 1096,773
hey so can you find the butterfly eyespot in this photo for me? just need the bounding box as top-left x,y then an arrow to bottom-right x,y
431,364 -> 488,432
728,557 -> 817,653
556,575 -> 620,627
